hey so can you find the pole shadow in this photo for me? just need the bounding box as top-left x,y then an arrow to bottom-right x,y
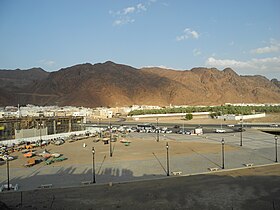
187,146 -> 221,168
152,152 -> 167,174
97,155 -> 107,175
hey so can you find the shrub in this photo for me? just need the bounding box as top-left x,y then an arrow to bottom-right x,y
185,113 -> 193,120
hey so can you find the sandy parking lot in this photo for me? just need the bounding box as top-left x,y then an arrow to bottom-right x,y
1,133 -> 237,169
0,118 -> 278,192
125,113 -> 280,124
0,117 -> 279,209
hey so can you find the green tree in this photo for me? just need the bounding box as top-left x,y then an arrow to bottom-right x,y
185,113 -> 193,120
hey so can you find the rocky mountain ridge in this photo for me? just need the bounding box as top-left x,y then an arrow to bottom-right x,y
0,61 -> 279,107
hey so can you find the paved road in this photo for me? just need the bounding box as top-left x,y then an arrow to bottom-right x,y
89,120 -> 278,128
88,122 -> 280,135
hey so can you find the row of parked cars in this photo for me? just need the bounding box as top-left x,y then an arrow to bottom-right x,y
104,124 -> 193,135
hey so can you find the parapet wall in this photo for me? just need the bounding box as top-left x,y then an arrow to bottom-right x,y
0,130 -> 89,146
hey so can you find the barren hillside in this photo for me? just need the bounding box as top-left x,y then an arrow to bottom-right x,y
0,62 -> 279,107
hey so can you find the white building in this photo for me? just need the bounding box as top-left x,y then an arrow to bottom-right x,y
0,111 -> 5,118
97,108 -> 113,118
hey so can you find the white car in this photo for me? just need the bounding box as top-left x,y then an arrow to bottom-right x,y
1,155 -> 14,161
165,130 -> 172,134
215,129 -> 225,133
227,124 -> 234,127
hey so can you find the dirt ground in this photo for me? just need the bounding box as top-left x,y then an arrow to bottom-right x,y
126,113 -> 280,124
246,113 -> 280,123
2,135 -> 237,169
1,115 -> 280,209
126,116 -> 237,124
2,113 -> 279,170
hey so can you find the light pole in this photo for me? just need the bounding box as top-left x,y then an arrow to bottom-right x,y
98,118 -> 101,138
92,147 -> 96,183
39,121 -> 42,142
275,136 -> 278,163
166,142 -> 170,176
221,138 -> 225,169
240,118 -> 243,147
220,109 -> 223,130
156,118 -> 159,142
109,120 -> 112,157
6,159 -> 10,190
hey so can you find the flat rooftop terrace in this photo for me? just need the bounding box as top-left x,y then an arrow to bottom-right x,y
0,164 -> 279,209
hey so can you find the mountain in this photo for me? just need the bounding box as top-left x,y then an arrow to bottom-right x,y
0,68 -> 49,106
271,78 -> 280,89
141,67 -> 280,105
0,67 -> 49,90
0,62 -> 279,107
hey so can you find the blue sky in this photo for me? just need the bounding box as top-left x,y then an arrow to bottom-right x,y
0,0 -> 279,79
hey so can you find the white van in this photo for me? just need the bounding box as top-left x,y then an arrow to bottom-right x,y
215,129 -> 225,133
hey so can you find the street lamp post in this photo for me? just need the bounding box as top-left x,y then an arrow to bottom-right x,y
6,159 -> 10,190
221,138 -> 225,169
39,121 -> 42,142
109,121 -> 112,157
98,118 -> 101,138
275,136 -> 278,163
166,142 -> 170,176
92,147 -> 96,183
240,119 -> 243,147
157,118 -> 159,142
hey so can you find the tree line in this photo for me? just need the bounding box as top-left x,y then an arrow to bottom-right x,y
128,105 -> 280,116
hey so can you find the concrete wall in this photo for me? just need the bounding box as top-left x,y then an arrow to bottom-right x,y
15,128 -> 48,139
217,113 -> 266,121
131,112 -> 211,119
0,130 -> 90,146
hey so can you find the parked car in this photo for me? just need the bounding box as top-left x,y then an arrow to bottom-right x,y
174,125 -> 180,129
130,127 -> 138,132
165,129 -> 173,134
177,130 -> 191,135
236,128 -> 246,132
215,129 -> 225,133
